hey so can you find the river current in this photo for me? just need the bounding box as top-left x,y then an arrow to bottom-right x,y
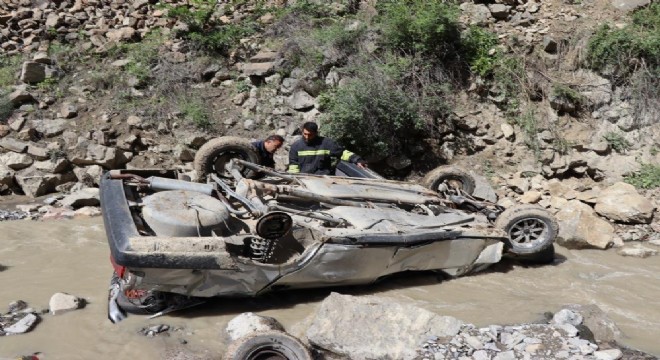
1,217 -> 659,359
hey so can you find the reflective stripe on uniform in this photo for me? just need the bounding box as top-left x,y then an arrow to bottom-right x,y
341,150 -> 355,161
298,149 -> 331,156
288,164 -> 300,173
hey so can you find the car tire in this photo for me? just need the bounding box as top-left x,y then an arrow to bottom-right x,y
505,244 -> 556,265
224,331 -> 312,360
194,136 -> 260,180
421,166 -> 476,195
495,204 -> 558,256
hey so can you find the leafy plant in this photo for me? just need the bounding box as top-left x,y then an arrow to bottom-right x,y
180,97 -> 212,130
552,84 -> 585,107
493,55 -> 528,117
47,149 -> 68,161
461,26 -> 499,77
0,96 -> 13,123
624,164 -> 660,189
236,80 -> 251,93
513,110 -> 540,155
319,76 -> 425,157
0,55 -> 22,89
603,132 -> 631,153
165,0 -> 259,54
585,3 -> 659,79
377,0 -> 461,60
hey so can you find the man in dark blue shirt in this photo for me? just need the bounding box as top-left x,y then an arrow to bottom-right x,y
251,135 -> 284,168
288,122 -> 366,175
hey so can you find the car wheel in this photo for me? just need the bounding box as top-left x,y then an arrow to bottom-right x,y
194,136 -> 260,180
505,244 -> 556,265
495,204 -> 558,256
224,331 -> 312,360
421,166 -> 476,195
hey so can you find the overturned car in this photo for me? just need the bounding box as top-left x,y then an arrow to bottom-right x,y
101,139 -> 558,323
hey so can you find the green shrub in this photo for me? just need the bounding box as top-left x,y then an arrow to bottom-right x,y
585,3 -> 659,78
493,55 -> 528,117
106,30 -> 162,85
461,26 -> 499,77
624,163 -> 660,189
180,97 -> 212,130
378,0 -> 461,60
0,96 -> 13,123
319,76 -> 425,157
513,110 -> 540,155
603,132 -> 631,153
0,55 -> 22,88
552,84 -> 585,107
165,0 -> 259,54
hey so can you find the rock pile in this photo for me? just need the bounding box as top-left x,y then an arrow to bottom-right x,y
0,209 -> 29,221
417,323 -> 622,360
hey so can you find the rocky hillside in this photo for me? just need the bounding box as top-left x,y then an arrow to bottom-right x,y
0,0 -> 658,251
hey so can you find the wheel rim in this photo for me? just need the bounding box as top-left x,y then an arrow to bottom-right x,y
508,217 -> 548,248
436,177 -> 466,193
247,348 -> 289,360
211,151 -> 247,177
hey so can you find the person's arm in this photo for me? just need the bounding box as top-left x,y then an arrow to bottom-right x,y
341,149 -> 366,168
288,141 -> 300,173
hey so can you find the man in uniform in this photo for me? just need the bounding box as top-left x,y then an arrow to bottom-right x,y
251,135 -> 284,168
288,122 -> 366,175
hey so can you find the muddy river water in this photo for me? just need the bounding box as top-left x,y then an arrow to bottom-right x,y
1,217 -> 659,359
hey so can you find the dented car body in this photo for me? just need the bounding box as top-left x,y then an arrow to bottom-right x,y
102,159 -> 557,322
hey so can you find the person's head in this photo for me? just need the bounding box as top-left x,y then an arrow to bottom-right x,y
263,134 -> 284,154
301,122 -> 318,144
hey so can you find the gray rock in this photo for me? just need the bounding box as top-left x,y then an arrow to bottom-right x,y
594,182 -> 655,224
288,90 -> 315,111
49,292 -> 83,315
617,244 -> 658,258
242,62 -> 275,77
4,313 -> 39,335
20,61 -> 46,84
611,0 -> 651,11
304,292 -> 462,360
560,306 -> 621,344
59,188 -> 100,208
552,309 -> 583,326
0,137 -> 29,153
488,4 -> 511,20
226,312 -> 285,341
14,169 -> 57,197
593,348 -> 623,360
1,152 -> 33,170
30,119 -> 69,138
494,350 -> 516,360
556,200 -> 615,249
34,158 -> 69,173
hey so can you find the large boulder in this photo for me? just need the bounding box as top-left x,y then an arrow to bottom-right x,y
20,61 -> 46,84
560,304 -> 622,342
594,182 -> 655,224
0,152 -> 33,170
14,168 -> 74,197
555,200 -> 615,249
304,293 -> 462,360
69,142 -> 130,169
